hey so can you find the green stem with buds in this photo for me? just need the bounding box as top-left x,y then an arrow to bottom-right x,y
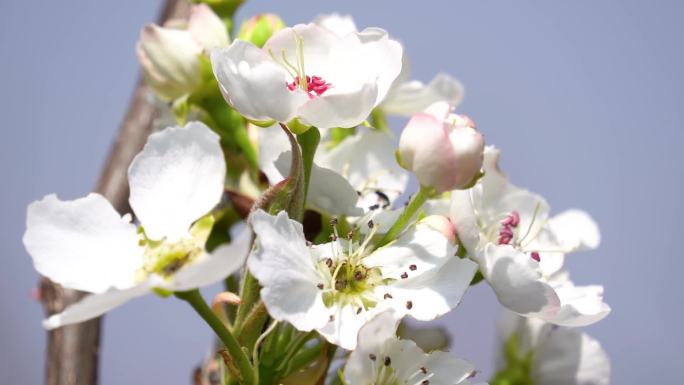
377,185 -> 432,247
175,289 -> 256,385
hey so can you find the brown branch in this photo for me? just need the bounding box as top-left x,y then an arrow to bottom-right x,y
40,1 -> 192,384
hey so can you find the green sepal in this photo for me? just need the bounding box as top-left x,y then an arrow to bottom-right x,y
287,118 -> 311,134
190,214 -> 216,246
248,118 -> 276,128
395,148 -> 407,169
152,287 -> 174,298
459,170 -> 485,190
172,95 -> 190,125
326,126 -> 357,149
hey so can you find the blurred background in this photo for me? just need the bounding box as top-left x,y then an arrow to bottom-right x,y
1,0 -> 681,384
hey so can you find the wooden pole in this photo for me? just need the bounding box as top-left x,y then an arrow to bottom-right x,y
40,2 -> 192,384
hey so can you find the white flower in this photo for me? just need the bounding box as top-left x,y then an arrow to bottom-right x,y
136,4 -> 229,100
345,310 -> 484,385
399,102 -> 485,193
247,209 -> 477,350
450,146 -> 610,326
496,311 -> 610,385
211,23 -> 403,129
23,122 -> 250,329
314,14 -> 464,117
258,124 -> 408,216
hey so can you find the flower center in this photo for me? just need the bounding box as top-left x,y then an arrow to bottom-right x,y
140,238 -> 203,279
135,215 -> 214,281
492,207 -> 543,262
316,220 -> 389,310
286,75 -> 332,97
269,31 -> 333,98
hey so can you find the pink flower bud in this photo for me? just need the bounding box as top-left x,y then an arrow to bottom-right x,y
419,215 -> 457,244
136,4 -> 228,100
398,102 -> 484,192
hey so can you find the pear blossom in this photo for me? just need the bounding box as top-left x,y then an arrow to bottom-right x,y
211,22 -> 403,129
258,124 -> 409,216
247,209 -> 477,350
344,310 -> 485,385
399,102 -> 485,193
495,311 -> 610,385
314,13 -> 464,117
23,122 -> 251,329
136,4 -> 229,100
450,146 -> 610,326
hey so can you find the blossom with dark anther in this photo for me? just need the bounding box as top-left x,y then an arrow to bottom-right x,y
247,210 -> 476,349
450,146 -> 610,327
23,122 -> 251,329
344,310 -> 485,385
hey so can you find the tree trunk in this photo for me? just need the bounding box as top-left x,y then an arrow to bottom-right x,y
40,2 -> 191,384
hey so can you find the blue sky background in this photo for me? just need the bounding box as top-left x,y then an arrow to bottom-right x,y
1,1 -> 682,384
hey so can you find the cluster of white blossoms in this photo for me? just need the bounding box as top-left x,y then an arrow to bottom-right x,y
23,4 -> 610,385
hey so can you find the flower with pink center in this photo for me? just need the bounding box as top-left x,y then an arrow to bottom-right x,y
450,146 -> 610,327
211,23 -> 403,129
398,102 -> 485,193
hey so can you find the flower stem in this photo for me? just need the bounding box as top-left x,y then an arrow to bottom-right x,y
297,126 -> 321,208
175,289 -> 256,385
377,185 -> 431,247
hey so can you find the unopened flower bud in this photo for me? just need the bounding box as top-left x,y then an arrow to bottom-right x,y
136,4 -> 229,100
237,14 -> 285,48
398,102 -> 484,192
419,215 -> 457,244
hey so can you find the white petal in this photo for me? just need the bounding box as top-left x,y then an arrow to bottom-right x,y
167,228 -> 252,291
247,210 -> 329,331
533,325 -> 610,385
385,256 -> 477,321
545,273 -> 611,327
257,123 -> 291,184
355,27 -> 404,105
382,73 -> 465,117
317,303 -> 382,350
316,129 -> 409,204
549,209 -> 601,252
211,40 -> 308,123
484,244 -> 561,318
421,351 -> 476,384
313,13 -> 358,37
43,283 -> 150,329
273,151 -> 362,216
450,189 -> 482,259
344,310 -> 401,384
365,223 -> 476,321
23,193 -> 143,293
297,82 -> 379,129
128,122 -> 225,241
365,223 -> 455,280
187,4 -> 229,50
